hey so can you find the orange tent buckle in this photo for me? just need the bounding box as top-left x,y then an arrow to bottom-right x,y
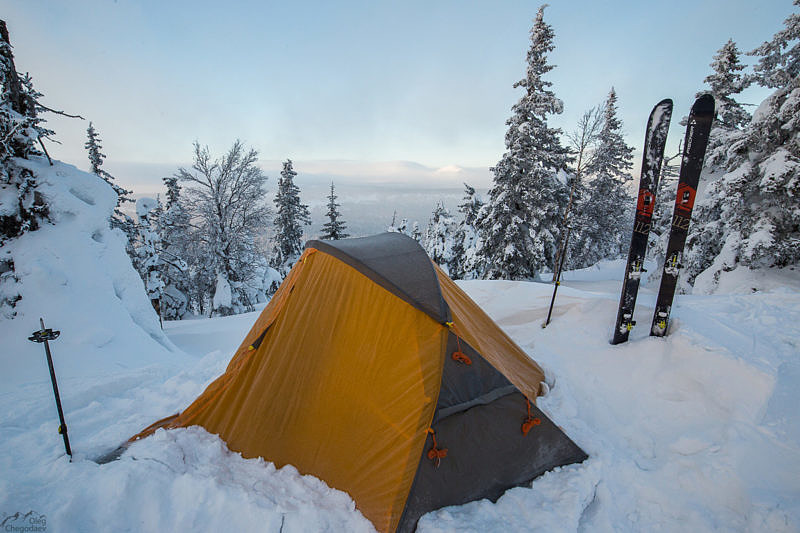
451,351 -> 472,365
426,428 -> 448,467
521,397 -> 541,436
521,417 -> 541,436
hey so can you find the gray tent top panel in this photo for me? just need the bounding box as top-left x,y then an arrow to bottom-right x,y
306,233 -> 451,324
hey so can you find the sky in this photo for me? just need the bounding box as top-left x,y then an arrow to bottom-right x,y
3,0 -> 791,194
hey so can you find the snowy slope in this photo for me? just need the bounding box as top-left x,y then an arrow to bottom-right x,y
1,164 -> 799,532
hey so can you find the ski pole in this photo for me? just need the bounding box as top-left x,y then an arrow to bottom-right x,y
543,226 -> 572,328
28,318 -> 72,459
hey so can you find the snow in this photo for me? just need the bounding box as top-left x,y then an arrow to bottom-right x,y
1,162 -> 799,531
211,272 -> 232,310
135,197 -> 158,218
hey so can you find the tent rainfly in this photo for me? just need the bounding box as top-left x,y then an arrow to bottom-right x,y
132,233 -> 587,532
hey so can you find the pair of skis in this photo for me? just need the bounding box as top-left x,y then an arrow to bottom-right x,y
611,94 -> 714,345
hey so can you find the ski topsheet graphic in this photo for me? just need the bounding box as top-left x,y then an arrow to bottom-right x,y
651,94 -> 715,337
611,99 -> 673,345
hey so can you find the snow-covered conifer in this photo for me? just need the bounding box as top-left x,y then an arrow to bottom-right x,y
411,221 -> 422,242
271,159 -> 311,277
1,22 -> 52,246
320,181 -> 349,240
157,176 -> 190,319
473,5 -> 570,280
386,211 -> 399,233
396,218 -> 409,236
705,40 -> 751,130
749,1 -> 799,89
1,21 -> 55,315
699,40 -> 752,174
134,197 -> 165,320
424,202 -> 456,274
84,122 -> 136,247
569,88 -> 634,268
687,3 -> 800,291
451,183 -> 484,279
681,41 -> 751,285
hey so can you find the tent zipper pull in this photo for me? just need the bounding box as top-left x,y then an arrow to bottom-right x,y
521,397 -> 541,436
426,428 -> 448,468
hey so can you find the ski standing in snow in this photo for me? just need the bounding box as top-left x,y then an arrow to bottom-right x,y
651,94 -> 715,337
610,99 -> 673,344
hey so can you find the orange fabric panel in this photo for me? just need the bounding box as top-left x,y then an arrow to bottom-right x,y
138,250 -> 446,533
435,266 -> 545,401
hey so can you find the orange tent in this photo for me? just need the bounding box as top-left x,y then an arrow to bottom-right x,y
133,233 -> 586,532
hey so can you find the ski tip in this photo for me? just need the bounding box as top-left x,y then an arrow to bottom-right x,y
692,93 -> 716,116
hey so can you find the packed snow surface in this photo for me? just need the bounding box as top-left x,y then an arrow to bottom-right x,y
1,162 -> 798,531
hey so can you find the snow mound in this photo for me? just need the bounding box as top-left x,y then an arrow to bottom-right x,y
0,158 -> 184,389
2,426 -> 374,532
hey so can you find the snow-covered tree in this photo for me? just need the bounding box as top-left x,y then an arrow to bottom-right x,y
451,183 -> 484,279
271,159 -> 310,277
84,122 -> 136,252
134,197 -> 164,321
178,140 -> 271,316
386,211 -> 398,233
700,40 -> 752,174
320,181 -> 349,240
424,202 -> 456,274
749,1 -> 799,90
411,221 -> 422,242
394,217 -> 409,235
1,22 -> 52,246
705,40 -> 751,130
680,41 -> 751,285
559,104 -> 603,271
473,5 -> 570,280
1,21 -> 55,315
687,3 -> 800,291
157,176 -> 190,319
85,123 -> 133,206
568,88 -> 634,268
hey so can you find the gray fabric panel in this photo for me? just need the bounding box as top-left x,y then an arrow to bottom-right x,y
397,393 -> 588,533
435,385 -> 517,421
433,333 -> 514,424
306,233 -> 450,324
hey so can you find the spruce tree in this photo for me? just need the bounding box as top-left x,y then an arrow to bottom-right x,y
424,202 -> 456,274
681,41 -> 751,285
704,40 -> 751,130
134,198 -> 164,321
271,159 -> 311,276
158,176 -> 190,319
569,88 -> 634,268
749,0 -> 799,90
473,5 -> 570,280
0,21 -> 52,245
411,221 -> 422,242
84,122 -> 136,243
320,181 -> 349,240
688,2 -> 800,291
451,183 -> 484,279
700,40 -> 752,173
1,21 -> 54,316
